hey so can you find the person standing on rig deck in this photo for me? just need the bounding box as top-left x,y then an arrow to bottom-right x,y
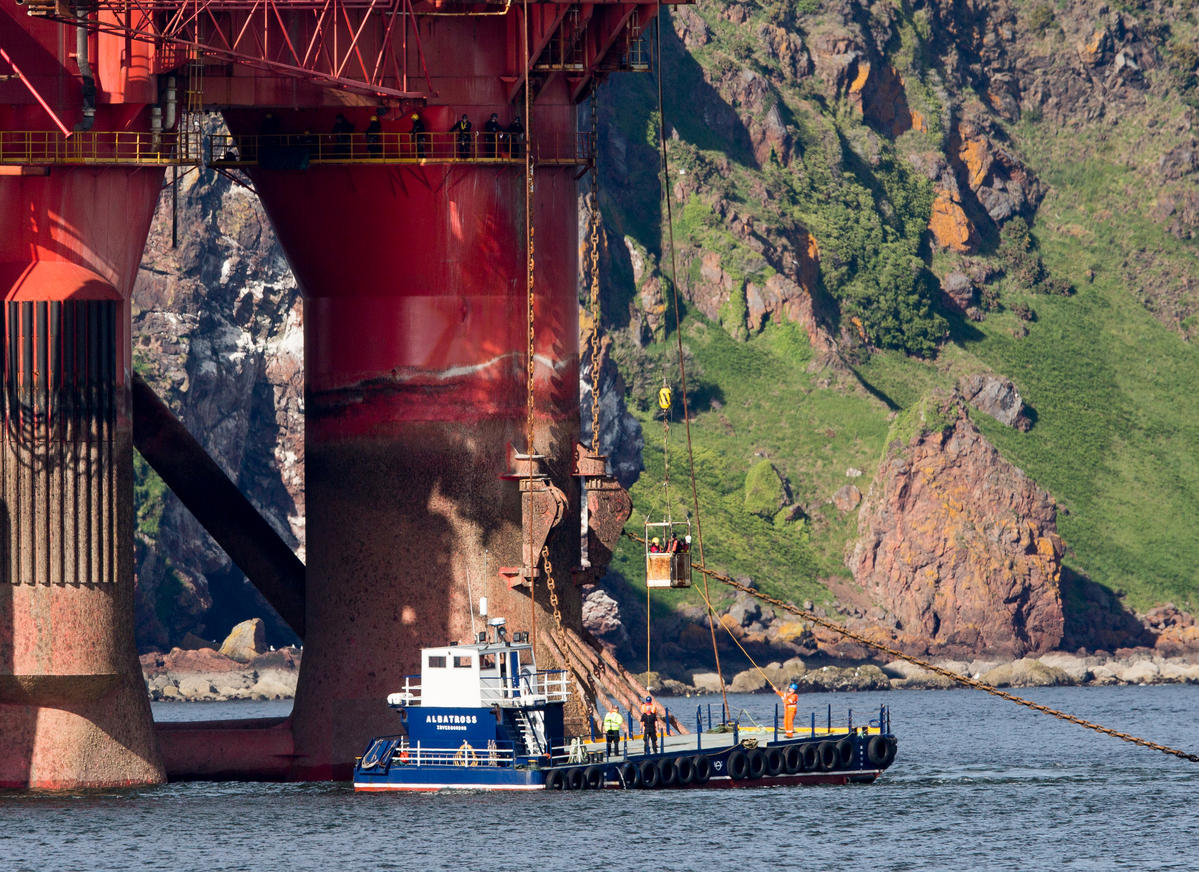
603,707 -> 624,759
640,696 -> 660,755
452,113 -> 472,159
409,112 -> 428,159
777,681 -> 800,738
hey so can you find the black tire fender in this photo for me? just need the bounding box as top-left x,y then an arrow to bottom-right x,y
619,761 -> 641,789
764,747 -> 784,776
818,741 -> 838,771
675,755 -> 695,785
866,735 -> 893,768
801,743 -> 819,772
726,749 -> 749,780
583,765 -> 603,789
639,759 -> 660,789
783,744 -> 803,774
747,748 -> 767,779
545,769 -> 566,790
835,737 -> 855,769
567,767 -> 586,790
691,755 -> 711,785
657,757 -> 678,787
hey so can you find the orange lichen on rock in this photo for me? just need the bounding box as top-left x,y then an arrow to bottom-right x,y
959,136 -> 993,189
928,187 -> 978,252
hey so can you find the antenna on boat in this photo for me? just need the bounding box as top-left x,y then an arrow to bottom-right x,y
466,563 -> 479,639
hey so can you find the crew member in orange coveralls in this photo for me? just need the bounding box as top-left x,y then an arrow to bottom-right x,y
778,681 -> 799,737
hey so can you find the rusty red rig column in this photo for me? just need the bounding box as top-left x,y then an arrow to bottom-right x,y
3,0 -> 657,785
0,4 -> 173,788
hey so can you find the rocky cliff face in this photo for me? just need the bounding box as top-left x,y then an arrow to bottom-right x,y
847,394 -> 1064,657
131,0 -> 1199,660
133,157 -> 303,649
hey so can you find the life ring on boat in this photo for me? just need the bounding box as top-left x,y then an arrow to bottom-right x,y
657,757 -> 678,787
691,755 -> 711,785
866,735 -> 897,768
619,761 -> 641,789
818,741 -> 838,771
726,749 -> 749,780
800,743 -> 819,772
638,759 -> 660,789
674,755 -> 695,786
835,737 -> 856,769
545,769 -> 566,790
764,747 -> 784,777
783,744 -> 803,774
454,742 -> 479,767
746,748 -> 767,779
583,766 -> 603,790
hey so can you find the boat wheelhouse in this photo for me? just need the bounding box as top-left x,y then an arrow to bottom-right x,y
353,616 -> 569,791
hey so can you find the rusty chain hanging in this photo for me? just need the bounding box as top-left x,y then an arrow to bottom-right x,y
587,84 -> 603,455
623,531 -> 1199,764
523,0 -> 535,464
518,0 -> 589,709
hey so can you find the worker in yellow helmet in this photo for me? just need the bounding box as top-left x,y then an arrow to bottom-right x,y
602,707 -> 624,758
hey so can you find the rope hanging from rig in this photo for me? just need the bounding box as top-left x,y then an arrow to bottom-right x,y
624,530 -> 1199,764
651,0 -> 730,722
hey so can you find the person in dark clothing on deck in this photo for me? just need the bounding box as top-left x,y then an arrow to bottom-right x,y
451,113 -> 472,159
507,114 -> 524,159
482,112 -> 502,159
640,696 -> 660,755
365,115 -> 382,157
410,112 -> 428,159
331,113 -> 354,158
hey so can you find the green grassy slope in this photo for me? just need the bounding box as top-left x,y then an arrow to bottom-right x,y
600,1 -> 1199,621
609,317 -> 891,616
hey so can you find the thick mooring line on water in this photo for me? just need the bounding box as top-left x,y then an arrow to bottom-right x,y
624,531 -> 1199,764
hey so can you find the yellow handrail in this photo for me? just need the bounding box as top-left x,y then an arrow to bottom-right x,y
0,130 -> 201,166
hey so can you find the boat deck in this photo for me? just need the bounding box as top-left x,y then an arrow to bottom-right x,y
570,724 -> 886,763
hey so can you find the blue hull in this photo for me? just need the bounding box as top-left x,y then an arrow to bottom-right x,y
354,765 -> 545,791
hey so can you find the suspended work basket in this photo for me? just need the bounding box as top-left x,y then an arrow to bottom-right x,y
644,518 -> 692,589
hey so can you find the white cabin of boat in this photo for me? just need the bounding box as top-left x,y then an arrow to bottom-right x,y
387,617 -> 570,710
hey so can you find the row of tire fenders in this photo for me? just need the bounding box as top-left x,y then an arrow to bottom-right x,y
545,735 -> 898,790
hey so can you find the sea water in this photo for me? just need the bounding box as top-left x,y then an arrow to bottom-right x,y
2,685 -> 1196,871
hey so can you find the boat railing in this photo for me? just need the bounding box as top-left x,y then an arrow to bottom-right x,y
405,739 -> 521,768
479,669 -> 570,705
386,669 -> 570,707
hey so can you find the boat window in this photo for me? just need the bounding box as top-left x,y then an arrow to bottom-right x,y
427,655 -> 447,668
453,656 -> 473,668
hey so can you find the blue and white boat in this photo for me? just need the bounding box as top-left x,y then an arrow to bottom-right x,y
353,609 -> 898,792
353,612 -> 569,791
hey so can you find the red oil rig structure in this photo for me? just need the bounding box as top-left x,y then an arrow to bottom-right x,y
0,0 -> 667,788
